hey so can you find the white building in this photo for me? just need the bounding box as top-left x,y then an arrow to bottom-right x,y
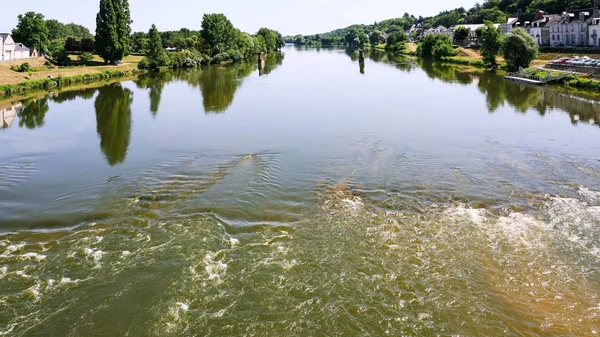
590,17 -> 600,47
0,103 -> 22,129
0,33 -> 36,61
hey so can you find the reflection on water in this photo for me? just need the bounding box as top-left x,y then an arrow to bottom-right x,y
0,102 -> 21,130
17,98 -> 49,130
94,84 -> 133,166
358,48 -> 600,129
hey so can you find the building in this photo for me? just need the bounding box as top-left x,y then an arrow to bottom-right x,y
0,103 -> 22,129
589,17 -> 600,47
424,25 -> 449,37
530,15 -> 560,46
0,33 -> 36,61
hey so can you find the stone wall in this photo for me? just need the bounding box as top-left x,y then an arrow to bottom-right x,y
545,63 -> 600,76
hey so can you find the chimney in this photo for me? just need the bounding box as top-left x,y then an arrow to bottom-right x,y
580,12 -> 586,22
595,0 -> 600,18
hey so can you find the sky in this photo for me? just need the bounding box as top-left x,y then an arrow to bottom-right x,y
2,0 -> 478,36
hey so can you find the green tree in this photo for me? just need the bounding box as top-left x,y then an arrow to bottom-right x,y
146,24 -> 168,69
417,34 -> 456,60
453,26 -> 469,42
94,83 -> 133,166
130,32 -> 149,54
95,0 -> 132,64
257,28 -> 277,51
78,52 -> 94,65
479,22 -> 502,67
201,14 -> 238,56
502,28 -> 538,71
369,30 -> 386,45
294,35 -> 305,45
385,32 -> 407,53
12,12 -> 49,52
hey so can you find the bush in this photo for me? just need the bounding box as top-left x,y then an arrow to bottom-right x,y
418,35 -> 456,60
211,52 -> 230,64
52,50 -> 71,66
385,32 -> 408,54
229,50 -> 243,63
78,52 -> 94,65
137,57 -> 150,70
11,62 -> 31,72
502,28 -> 538,71
169,50 -> 204,68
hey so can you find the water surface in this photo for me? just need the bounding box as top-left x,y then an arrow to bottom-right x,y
1,48 -> 600,336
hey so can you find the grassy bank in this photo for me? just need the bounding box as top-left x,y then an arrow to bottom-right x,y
0,68 -> 140,97
0,55 -> 142,97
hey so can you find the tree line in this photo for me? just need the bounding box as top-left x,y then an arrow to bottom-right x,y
288,0 -> 594,49
11,0 -> 284,68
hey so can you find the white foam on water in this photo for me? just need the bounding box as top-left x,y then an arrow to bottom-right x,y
204,252 -> 228,283
228,237 -> 240,247
176,302 -> 189,311
84,248 -> 105,261
15,270 -> 30,278
121,251 -> 131,257
19,253 -> 47,262
5,243 -> 25,254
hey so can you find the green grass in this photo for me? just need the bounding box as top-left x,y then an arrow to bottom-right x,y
0,68 -> 140,97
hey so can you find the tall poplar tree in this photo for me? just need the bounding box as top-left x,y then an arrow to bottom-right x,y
95,0 -> 132,64
147,24 -> 167,69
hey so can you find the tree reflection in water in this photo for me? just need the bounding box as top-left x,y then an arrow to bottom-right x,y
94,83 -> 133,166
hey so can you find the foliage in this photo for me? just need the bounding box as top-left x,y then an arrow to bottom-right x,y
12,12 -> 49,52
201,14 -> 238,56
440,56 -> 486,68
146,24 -> 169,70
95,0 -> 132,64
11,62 -> 31,73
417,34 -> 456,60
453,26 -> 469,42
46,19 -> 93,40
562,76 -> 600,91
169,50 -> 205,68
369,31 -> 387,45
501,28 -> 538,71
479,22 -> 503,67
256,28 -> 284,51
78,52 -> 94,65
294,35 -> 306,45
52,49 -> 72,65
385,32 -> 408,53
137,57 -> 150,70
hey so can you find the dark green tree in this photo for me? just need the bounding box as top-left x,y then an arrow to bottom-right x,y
201,14 -> 238,56
479,22 -> 502,67
385,32 -> 407,53
417,34 -> 456,60
453,26 -> 469,42
12,12 -> 49,52
95,0 -> 132,64
502,28 -> 538,71
369,30 -> 387,45
146,24 -> 168,69
257,28 -> 278,51
94,83 -> 133,166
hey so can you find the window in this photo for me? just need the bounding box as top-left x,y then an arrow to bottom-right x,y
581,34 -> 584,43
567,35 -> 570,43
572,33 -> 575,42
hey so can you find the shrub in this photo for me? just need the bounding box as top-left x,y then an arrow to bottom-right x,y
211,52 -> 230,64
12,62 -> 31,72
78,52 -> 94,65
137,57 -> 150,70
502,28 -> 538,71
229,50 -> 243,63
418,35 -> 456,60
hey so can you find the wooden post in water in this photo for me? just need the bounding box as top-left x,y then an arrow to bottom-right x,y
358,49 -> 365,74
258,52 -> 265,76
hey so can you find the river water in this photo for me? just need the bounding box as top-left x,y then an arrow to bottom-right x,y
1,47 -> 600,336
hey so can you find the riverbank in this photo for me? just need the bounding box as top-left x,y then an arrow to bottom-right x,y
0,55 -> 142,98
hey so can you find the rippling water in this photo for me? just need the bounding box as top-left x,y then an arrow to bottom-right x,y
1,48 -> 600,336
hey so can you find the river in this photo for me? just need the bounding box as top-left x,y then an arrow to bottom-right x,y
1,47 -> 599,336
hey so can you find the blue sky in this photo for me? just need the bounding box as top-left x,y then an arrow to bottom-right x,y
2,0 -> 476,36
